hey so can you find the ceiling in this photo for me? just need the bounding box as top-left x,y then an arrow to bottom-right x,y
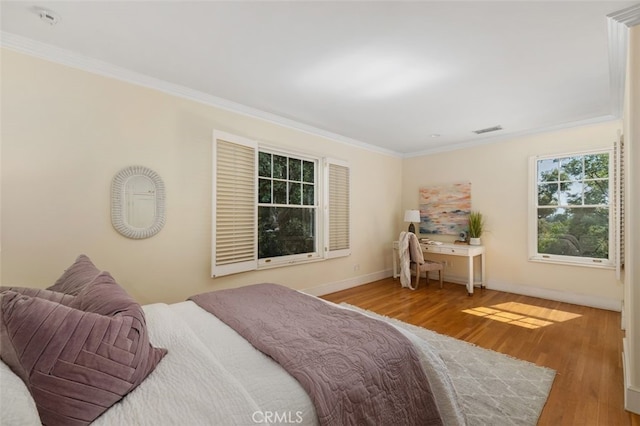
1,1 -> 638,156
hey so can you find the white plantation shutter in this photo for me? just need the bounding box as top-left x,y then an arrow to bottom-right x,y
212,131 -> 257,277
326,159 -> 351,258
615,134 -> 625,280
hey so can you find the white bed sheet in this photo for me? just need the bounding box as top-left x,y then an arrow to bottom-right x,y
1,299 -> 464,425
169,301 -> 320,426
0,360 -> 41,426
95,302 -> 266,426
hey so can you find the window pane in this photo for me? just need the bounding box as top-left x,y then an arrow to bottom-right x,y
258,152 -> 272,177
273,180 -> 287,204
289,182 -> 301,205
559,156 -> 583,181
537,158 -> 558,182
258,207 -> 316,258
258,179 -> 272,203
303,184 -> 314,206
537,207 -> 609,259
584,180 -> 609,205
584,153 -> 609,179
273,155 -> 287,179
561,182 -> 583,206
289,158 -> 302,182
303,160 -> 315,183
538,183 -> 558,206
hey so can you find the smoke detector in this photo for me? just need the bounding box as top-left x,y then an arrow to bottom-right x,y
37,8 -> 61,26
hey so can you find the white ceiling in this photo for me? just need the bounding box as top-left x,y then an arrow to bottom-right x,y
1,1 -> 638,156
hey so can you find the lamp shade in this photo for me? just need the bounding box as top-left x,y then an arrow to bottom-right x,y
404,210 -> 421,223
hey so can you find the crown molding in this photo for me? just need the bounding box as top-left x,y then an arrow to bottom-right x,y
0,31 -> 400,159
607,4 -> 640,118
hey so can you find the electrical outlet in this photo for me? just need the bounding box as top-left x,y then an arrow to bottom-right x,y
353,264 -> 360,271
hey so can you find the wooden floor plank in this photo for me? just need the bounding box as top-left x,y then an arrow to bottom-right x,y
322,278 -> 640,425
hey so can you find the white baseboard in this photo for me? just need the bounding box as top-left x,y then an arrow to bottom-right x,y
427,273 -> 622,311
304,272 -> 622,312
486,279 -> 622,312
302,269 -> 392,297
623,338 -> 640,414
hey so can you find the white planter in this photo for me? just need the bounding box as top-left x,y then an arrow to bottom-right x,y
469,237 -> 482,246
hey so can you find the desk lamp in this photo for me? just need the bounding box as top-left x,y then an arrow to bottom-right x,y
404,210 -> 420,233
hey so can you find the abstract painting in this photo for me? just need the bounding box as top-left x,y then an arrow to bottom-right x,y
419,182 -> 471,234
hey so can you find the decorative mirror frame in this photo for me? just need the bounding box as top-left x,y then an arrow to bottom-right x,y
111,165 -> 166,239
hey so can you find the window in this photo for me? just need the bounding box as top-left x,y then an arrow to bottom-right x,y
212,131 -> 350,277
258,151 -> 318,263
529,148 -> 614,267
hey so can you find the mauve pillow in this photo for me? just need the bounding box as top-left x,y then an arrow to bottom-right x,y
0,286 -> 75,306
47,255 -> 100,296
0,278 -> 167,425
68,272 -> 138,316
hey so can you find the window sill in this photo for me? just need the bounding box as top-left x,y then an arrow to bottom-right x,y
528,255 -> 615,269
258,256 -> 325,270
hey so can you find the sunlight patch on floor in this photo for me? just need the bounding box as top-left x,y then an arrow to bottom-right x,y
462,302 -> 581,329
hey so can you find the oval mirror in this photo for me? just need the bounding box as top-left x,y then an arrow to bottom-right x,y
111,165 -> 166,239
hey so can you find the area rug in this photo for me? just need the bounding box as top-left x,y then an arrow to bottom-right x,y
341,303 -> 556,426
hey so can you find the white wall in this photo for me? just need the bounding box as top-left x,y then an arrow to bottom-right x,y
401,121 -> 623,310
623,24 -> 640,413
0,49 -> 402,304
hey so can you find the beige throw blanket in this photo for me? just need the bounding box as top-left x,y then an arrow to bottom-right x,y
399,231 -> 417,290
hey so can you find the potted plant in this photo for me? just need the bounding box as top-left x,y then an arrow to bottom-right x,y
468,211 -> 484,245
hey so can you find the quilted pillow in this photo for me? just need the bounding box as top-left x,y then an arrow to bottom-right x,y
47,254 -> 101,296
0,277 -> 167,425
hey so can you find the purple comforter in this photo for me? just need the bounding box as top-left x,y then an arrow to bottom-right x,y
189,283 -> 442,426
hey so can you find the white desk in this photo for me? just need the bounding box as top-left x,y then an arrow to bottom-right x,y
393,241 -> 485,295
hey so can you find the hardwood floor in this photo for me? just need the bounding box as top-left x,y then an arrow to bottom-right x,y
322,277 -> 640,426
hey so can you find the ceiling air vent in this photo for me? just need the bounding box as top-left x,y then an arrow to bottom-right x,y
37,8 -> 61,26
472,125 -> 503,135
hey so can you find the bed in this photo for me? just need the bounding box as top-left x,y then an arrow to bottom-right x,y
2,255 -> 551,426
